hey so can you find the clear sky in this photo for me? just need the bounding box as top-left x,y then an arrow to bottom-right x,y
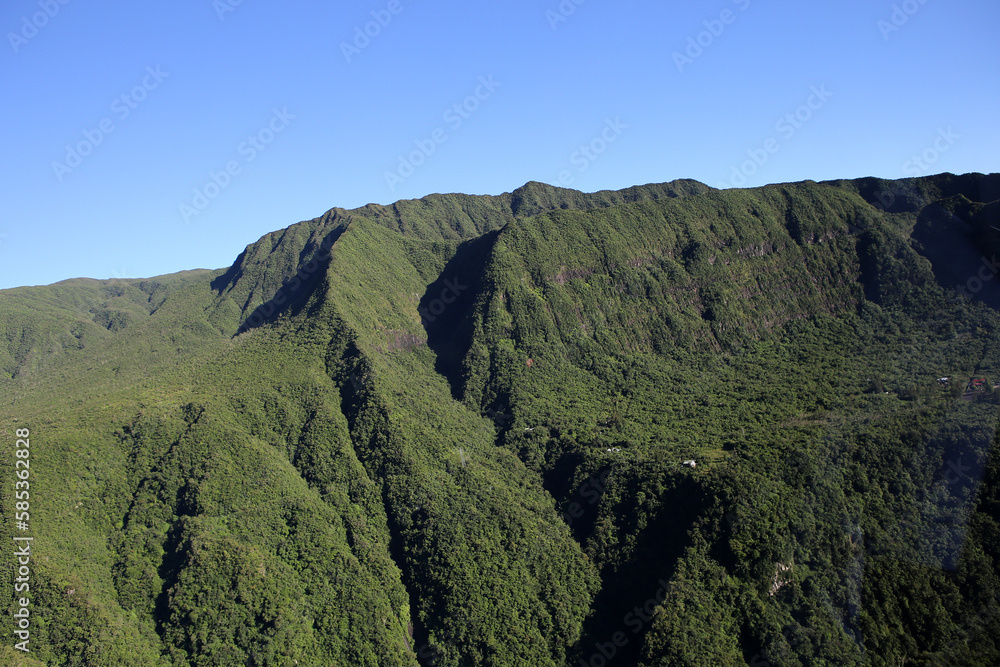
1,0 -> 998,289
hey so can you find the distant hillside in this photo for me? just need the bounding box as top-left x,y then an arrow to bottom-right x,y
2,173 -> 1000,666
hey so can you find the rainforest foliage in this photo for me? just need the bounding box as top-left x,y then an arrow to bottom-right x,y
2,173 -> 1000,665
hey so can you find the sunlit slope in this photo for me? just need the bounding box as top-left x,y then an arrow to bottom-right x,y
316,216 -> 602,666
0,293 -> 421,664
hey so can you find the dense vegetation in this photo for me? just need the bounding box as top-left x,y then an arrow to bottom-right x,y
2,173 -> 1000,665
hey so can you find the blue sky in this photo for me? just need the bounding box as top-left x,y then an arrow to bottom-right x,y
1,0 -> 998,289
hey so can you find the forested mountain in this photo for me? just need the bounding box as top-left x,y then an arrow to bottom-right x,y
2,172 -> 1000,666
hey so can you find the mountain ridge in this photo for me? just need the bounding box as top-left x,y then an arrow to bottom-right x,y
2,172 -> 1000,666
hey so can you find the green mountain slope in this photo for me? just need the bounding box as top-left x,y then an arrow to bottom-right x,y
2,174 -> 1000,666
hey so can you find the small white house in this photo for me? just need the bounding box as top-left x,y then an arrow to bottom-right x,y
682,460 -> 697,468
